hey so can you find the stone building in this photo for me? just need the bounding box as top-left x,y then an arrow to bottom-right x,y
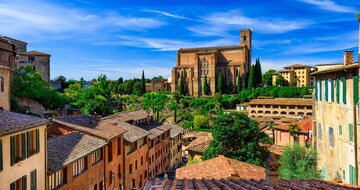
0,38 -> 16,110
145,79 -> 171,92
248,98 -> 313,118
312,50 -> 359,185
0,36 -> 27,55
168,124 -> 184,169
171,29 -> 252,96
272,64 -> 316,87
274,119 -> 312,147
50,115 -> 127,190
18,51 -> 51,81
0,110 -> 49,190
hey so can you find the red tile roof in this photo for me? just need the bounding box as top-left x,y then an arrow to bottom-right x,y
274,119 -> 312,134
20,50 -> 50,56
249,98 -> 312,106
176,155 -> 265,180
186,135 -> 213,153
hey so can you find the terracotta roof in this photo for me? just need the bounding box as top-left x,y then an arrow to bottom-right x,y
277,117 -> 301,124
223,109 -> 249,114
283,64 -> 314,68
274,119 -> 312,134
0,110 -> 49,135
104,110 -> 154,122
129,121 -> 171,140
254,117 -> 274,123
52,115 -> 127,141
20,50 -> 50,56
176,155 -> 265,180
187,141 -> 211,153
144,178 -> 360,190
237,102 -> 249,107
249,98 -> 312,106
182,131 -> 211,139
47,132 -> 106,174
311,63 -> 358,76
186,135 -> 213,153
179,45 -> 245,52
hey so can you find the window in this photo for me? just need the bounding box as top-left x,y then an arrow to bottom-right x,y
27,129 -> 40,157
94,184 -> 98,190
326,80 -> 334,102
141,156 -> 143,166
135,160 -> 138,170
99,181 -> 104,190
108,142 -> 113,162
117,137 -> 121,155
30,170 -> 37,190
354,76 -> 359,105
10,129 -> 39,166
0,139 -> 2,171
0,76 -> 4,92
317,123 -> 322,140
338,78 -> 347,104
339,125 -> 343,135
144,170 -> 147,179
329,127 -> 334,148
91,148 -> 102,165
118,164 -> 121,178
131,179 -> 135,189
349,123 -> 354,142
73,157 -> 87,177
28,56 -> 35,62
349,165 -> 356,185
48,169 -> 66,190
126,143 -> 136,155
322,167 -> 327,180
129,164 -> 133,174
343,170 -> 346,181
10,176 -> 26,190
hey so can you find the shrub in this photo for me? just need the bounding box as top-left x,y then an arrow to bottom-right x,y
193,115 -> 209,129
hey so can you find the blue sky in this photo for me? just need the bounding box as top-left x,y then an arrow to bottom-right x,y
1,0 -> 359,80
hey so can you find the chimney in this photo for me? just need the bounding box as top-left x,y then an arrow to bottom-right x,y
344,50 -> 353,66
266,153 -> 280,186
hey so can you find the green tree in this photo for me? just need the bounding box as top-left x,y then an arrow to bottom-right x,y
248,65 -> 255,89
217,72 -> 225,94
202,113 -> 270,166
64,83 -> 83,105
289,123 -> 301,143
133,81 -> 142,96
356,12 -> 360,22
279,143 -> 320,180
124,80 -> 134,94
79,77 -> 85,88
141,70 -> 146,94
193,115 -> 209,129
237,75 -> 242,93
168,100 -> 178,123
276,75 -> 287,86
203,74 -> 209,95
254,58 -> 262,87
118,77 -> 124,84
142,93 -> 169,121
228,81 -> 233,94
263,69 -> 276,86
268,123 -> 275,144
179,72 -> 185,95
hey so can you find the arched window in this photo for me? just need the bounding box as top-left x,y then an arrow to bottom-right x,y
289,112 -> 295,115
280,111 -> 287,115
0,76 -> 4,92
243,36 -> 247,44
273,111 -> 279,114
265,111 -> 271,114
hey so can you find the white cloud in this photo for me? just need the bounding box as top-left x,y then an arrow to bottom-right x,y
0,0 -> 165,40
189,10 -> 312,36
143,10 -> 197,21
98,35 -> 238,51
298,0 -> 356,13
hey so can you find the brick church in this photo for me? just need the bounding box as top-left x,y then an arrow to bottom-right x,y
171,29 -> 252,96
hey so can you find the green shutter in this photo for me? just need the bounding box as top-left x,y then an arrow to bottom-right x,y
27,132 -> 32,157
331,80 -> 334,102
31,170 -> 37,190
0,139 -> 2,171
349,123 -> 354,142
339,125 -> 343,135
336,79 -> 340,103
343,78 -> 347,104
10,182 -> 15,190
315,81 -> 318,101
325,80 -> 328,101
21,133 -> 26,160
320,80 -> 322,101
354,76 -> 359,105
350,165 -> 356,185
10,136 -> 15,166
22,175 -> 27,190
36,129 -> 40,153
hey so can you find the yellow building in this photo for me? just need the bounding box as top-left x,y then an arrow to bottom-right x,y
312,50 -> 359,185
272,64 -> 316,87
0,110 -> 49,190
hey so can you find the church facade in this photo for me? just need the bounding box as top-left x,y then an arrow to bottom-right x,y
171,29 -> 252,96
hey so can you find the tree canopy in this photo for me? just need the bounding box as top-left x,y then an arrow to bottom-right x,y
263,69 -> 276,86
356,12 -> 360,22
279,143 -> 321,180
203,74 -> 210,95
248,65 -> 255,88
202,113 -> 271,166
217,72 -> 225,94
276,75 -> 287,86
254,58 -> 262,87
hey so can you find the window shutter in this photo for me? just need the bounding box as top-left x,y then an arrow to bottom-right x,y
10,136 -> 15,166
336,79 -> 340,103
22,133 -> 26,160
354,76 -> 359,105
325,80 -> 328,101
0,139 -> 2,171
10,182 -> 15,190
27,132 -> 32,157
331,80 -> 334,102
36,129 -> 40,153
31,170 -> 37,190
22,175 -> 27,190
320,80 -> 322,101
343,78 -> 347,104
315,81 -> 318,101
349,123 -> 354,142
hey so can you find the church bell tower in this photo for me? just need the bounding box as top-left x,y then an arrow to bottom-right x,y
240,29 -> 253,72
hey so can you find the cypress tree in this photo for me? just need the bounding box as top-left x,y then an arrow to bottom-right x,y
257,58 -> 262,86
248,65 -> 255,89
141,70 -> 146,94
203,74 -> 209,95
237,74 -> 242,93
179,72 -> 185,95
217,72 -> 224,94
229,81 -> 233,94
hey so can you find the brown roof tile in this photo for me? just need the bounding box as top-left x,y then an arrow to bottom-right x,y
52,115 -> 126,141
105,110 -> 153,122
274,119 -> 312,134
179,45 -> 245,52
249,98 -> 312,106
20,50 -> 50,56
47,132 -> 107,173
0,110 -> 49,135
176,155 -> 265,180
165,124 -> 184,138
